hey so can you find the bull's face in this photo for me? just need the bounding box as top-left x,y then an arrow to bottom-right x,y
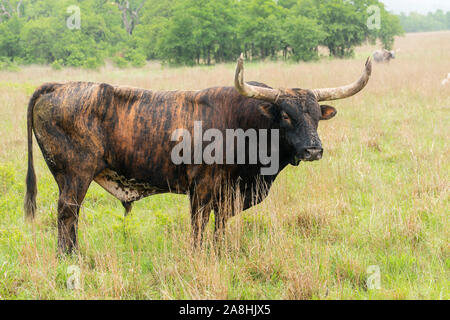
274,91 -> 337,165
234,54 -> 372,165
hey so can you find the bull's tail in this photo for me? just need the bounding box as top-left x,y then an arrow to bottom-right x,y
24,84 -> 58,220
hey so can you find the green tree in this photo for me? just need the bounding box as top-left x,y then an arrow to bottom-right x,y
156,0 -> 240,65
0,16 -> 22,58
283,15 -> 327,61
399,10 -> 450,33
377,11 -> 403,50
0,0 -> 409,67
115,0 -> 146,35
317,0 -> 367,57
238,0 -> 284,60
131,0 -> 175,60
156,3 -> 198,65
20,17 -> 60,64
210,0 -> 239,63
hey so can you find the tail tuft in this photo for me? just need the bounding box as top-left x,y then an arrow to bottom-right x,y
24,162 -> 37,220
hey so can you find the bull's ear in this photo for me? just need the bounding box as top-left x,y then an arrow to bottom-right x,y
320,105 -> 337,121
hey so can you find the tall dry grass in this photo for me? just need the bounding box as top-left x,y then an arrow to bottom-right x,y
0,31 -> 448,299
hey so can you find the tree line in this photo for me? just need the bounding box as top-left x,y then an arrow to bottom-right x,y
0,0 -> 404,69
398,10 -> 450,33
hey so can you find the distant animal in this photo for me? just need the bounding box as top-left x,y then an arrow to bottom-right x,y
373,49 -> 396,63
441,73 -> 450,85
24,55 -> 372,253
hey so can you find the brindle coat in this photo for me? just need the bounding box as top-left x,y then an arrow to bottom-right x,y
25,82 -> 293,251
24,60 -> 370,253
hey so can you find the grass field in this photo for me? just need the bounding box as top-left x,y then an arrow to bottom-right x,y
0,31 -> 448,300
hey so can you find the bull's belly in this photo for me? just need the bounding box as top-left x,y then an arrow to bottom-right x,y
94,169 -> 165,202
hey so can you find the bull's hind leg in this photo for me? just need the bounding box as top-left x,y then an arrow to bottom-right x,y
56,174 -> 93,254
40,148 -> 100,254
32,97 -> 105,254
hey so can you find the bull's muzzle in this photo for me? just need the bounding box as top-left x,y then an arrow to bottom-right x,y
298,148 -> 323,162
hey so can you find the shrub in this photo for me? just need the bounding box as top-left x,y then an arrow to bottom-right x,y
113,55 -> 129,68
83,57 -> 103,70
125,50 -> 147,68
51,59 -> 63,70
0,56 -> 20,71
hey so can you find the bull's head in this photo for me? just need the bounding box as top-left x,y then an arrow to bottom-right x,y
234,54 -> 372,165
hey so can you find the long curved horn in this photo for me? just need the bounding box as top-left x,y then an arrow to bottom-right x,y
235,53 -> 280,103
313,57 -> 372,102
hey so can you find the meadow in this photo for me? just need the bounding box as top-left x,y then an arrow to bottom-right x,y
0,31 -> 448,300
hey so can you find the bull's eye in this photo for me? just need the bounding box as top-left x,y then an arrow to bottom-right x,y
281,112 -> 290,121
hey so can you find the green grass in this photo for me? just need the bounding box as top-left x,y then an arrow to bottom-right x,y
0,32 -> 449,299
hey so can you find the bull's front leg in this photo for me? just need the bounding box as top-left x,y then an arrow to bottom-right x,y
213,208 -> 227,245
213,199 -> 236,245
213,184 -> 263,245
189,188 -> 213,248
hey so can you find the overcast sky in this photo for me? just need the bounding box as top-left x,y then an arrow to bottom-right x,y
380,0 -> 450,14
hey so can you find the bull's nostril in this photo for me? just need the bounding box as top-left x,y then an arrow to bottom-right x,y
299,148 -> 323,161
305,148 -> 323,161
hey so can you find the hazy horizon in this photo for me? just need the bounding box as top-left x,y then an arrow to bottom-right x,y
381,0 -> 450,14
